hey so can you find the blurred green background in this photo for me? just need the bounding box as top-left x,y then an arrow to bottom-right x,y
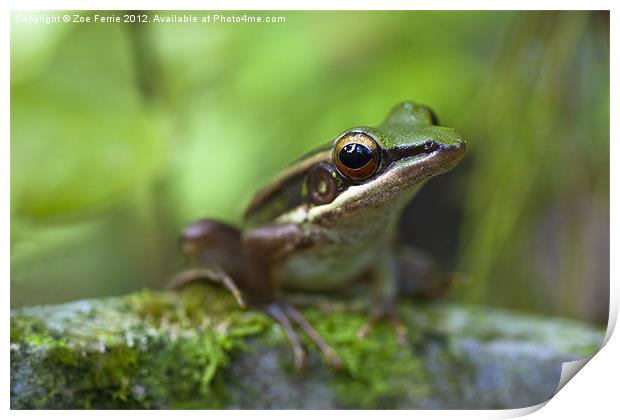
10,11 -> 609,324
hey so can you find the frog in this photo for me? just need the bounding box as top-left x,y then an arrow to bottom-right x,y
169,101 -> 466,370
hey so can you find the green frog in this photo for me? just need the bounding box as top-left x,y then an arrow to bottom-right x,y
170,101 -> 466,370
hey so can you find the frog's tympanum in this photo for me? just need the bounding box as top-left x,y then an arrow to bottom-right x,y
170,101 -> 466,369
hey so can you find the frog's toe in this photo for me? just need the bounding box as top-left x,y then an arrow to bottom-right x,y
283,303 -> 343,369
264,302 -> 306,370
357,307 -> 408,345
167,266 -> 247,308
264,302 -> 342,370
390,315 -> 408,346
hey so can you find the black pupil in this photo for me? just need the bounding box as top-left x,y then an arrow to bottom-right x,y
339,143 -> 373,169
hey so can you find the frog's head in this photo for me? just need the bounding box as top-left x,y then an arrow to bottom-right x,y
245,101 -> 465,228
306,101 -> 466,224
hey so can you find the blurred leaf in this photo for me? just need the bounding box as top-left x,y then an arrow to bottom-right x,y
11,19 -> 168,219
10,11 -> 70,84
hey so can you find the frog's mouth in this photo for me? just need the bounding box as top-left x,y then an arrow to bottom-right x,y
309,141 -> 465,223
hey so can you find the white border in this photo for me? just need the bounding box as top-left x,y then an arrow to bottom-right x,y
4,1 -> 617,419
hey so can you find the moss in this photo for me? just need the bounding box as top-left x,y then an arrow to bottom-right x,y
574,344 -> 600,358
11,286 -> 271,408
303,307 -> 430,408
11,316 -> 57,346
12,288 -> 432,408
11,286 -> 606,409
12,316 -> 142,408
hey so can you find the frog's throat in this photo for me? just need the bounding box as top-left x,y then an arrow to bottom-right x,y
308,142 -> 465,223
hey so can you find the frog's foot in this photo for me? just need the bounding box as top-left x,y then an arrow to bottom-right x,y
356,304 -> 408,345
167,266 -> 246,308
283,303 -> 342,369
264,302 -> 342,371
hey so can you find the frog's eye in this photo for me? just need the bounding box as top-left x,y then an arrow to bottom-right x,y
307,163 -> 339,205
333,132 -> 381,181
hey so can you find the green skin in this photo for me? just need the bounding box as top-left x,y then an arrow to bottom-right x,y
170,101 -> 466,369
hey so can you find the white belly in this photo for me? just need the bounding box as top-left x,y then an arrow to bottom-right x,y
272,237 -> 381,292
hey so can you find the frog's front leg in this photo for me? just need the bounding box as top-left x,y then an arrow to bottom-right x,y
168,266 -> 246,307
357,245 -> 457,343
242,224 -> 342,370
396,243 -> 456,299
357,254 -> 408,344
168,219 -> 246,307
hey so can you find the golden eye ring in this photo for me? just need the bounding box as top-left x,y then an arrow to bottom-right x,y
333,132 -> 381,181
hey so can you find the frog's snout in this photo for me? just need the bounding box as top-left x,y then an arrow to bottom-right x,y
453,137 -> 466,152
442,137 -> 467,167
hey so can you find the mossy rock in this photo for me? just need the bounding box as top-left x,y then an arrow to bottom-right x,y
10,286 -> 604,409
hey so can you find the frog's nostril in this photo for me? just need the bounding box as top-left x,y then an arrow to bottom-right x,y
423,141 -> 439,153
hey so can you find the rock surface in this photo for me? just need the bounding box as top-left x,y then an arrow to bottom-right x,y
10,286 -> 604,409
